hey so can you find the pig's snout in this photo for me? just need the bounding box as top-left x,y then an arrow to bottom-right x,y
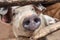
22,14 -> 41,31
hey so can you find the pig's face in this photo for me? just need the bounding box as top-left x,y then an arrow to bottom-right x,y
13,5 -> 41,31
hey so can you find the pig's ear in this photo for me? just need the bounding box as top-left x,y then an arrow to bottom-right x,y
37,4 -> 46,11
33,4 -> 46,15
33,5 -> 42,15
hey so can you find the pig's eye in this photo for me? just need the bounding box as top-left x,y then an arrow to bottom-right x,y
23,20 -> 30,25
32,8 -> 34,10
34,18 -> 40,23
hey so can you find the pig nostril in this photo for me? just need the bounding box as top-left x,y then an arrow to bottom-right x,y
34,18 -> 40,23
24,20 -> 30,25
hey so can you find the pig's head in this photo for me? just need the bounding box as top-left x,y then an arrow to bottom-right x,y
12,5 -> 45,37
12,5 -> 41,31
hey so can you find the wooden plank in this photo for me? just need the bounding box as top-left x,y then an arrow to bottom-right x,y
0,20 -> 15,40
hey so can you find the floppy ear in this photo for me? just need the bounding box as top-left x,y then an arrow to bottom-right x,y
33,4 -> 46,15
33,5 -> 42,15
